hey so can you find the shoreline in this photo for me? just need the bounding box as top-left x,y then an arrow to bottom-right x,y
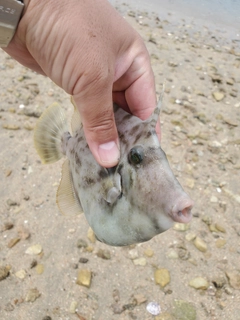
110,0 -> 240,47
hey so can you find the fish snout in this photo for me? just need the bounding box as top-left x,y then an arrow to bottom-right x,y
170,196 -> 193,224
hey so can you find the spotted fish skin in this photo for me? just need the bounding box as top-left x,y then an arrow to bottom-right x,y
34,98 -> 193,246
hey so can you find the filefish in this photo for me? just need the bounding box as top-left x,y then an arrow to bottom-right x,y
34,95 -> 193,246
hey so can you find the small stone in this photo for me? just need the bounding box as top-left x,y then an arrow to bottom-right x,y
97,249 -> 111,260
0,266 -> 10,281
212,91 -> 225,101
215,223 -> 226,233
226,78 -> 234,85
79,257 -> 88,264
146,302 -> 161,316
112,289 -> 120,302
15,269 -> 27,279
210,196 -> 218,203
6,199 -> 18,206
155,313 -> 175,320
133,257 -> 147,266
215,239 -> 226,248
225,270 -> 240,289
202,215 -> 212,225
18,226 -> 30,240
25,288 -> 41,302
69,301 -> 78,314
212,275 -> 226,288
87,227 -> 96,243
185,232 -> 196,242
76,269 -> 92,288
42,317 -> 52,320
128,248 -> 139,260
7,237 -> 20,248
173,300 -> 197,320
154,268 -> 171,287
5,169 -> 12,177
23,121 -> 34,131
185,178 -> 195,189
25,244 -> 42,255
2,222 -> 14,231
209,224 -> 218,232
167,249 -> 179,259
30,259 -> 38,269
4,302 -> 14,312
173,223 -> 190,231
77,239 -> 87,248
3,123 -> 20,130
194,237 -> 207,252
144,248 -> 154,257
36,264 -> 44,274
132,294 -> 147,305
189,277 -> 209,290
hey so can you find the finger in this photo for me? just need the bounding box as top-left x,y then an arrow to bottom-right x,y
73,88 -> 120,168
113,52 -> 156,120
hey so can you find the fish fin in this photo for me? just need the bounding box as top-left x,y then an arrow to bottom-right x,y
70,96 -> 82,134
103,172 -> 122,205
34,102 -> 68,164
57,159 -> 83,215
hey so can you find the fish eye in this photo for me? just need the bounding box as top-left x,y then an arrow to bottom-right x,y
128,146 -> 144,166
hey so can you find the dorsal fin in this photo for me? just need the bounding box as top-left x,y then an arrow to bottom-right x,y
57,159 -> 83,215
70,96 -> 82,134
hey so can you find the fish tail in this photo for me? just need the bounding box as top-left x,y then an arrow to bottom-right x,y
34,102 -> 68,164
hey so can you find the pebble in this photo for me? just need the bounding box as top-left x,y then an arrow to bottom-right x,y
155,313 -> 175,320
36,264 -> 44,274
4,302 -> 14,312
194,237 -> 208,252
167,249 -> 179,259
69,301 -> 78,314
189,277 -> 209,290
173,300 -> 197,320
76,269 -> 92,288
210,196 -> 218,203
0,266 -> 10,281
225,270 -> 240,289
215,238 -> 226,248
185,232 -> 196,242
146,302 -> 161,316
7,237 -> 20,248
144,248 -> 154,257
25,244 -> 43,255
128,248 -> 139,260
212,91 -> 225,101
79,257 -> 89,264
2,123 -> 20,130
25,288 -> 41,302
15,269 -> 27,279
185,178 -> 195,189
132,293 -> 147,305
173,223 -> 190,231
215,223 -> 226,233
154,268 -> 171,287
42,317 -> 52,320
77,239 -> 88,248
212,275 -> 226,289
97,249 -> 111,260
87,227 -> 96,243
133,257 -> 147,266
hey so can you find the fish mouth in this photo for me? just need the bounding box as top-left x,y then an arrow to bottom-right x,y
170,198 -> 193,224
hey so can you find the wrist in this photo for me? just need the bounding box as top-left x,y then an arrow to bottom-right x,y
0,0 -> 25,47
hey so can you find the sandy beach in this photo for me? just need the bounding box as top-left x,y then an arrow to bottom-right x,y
0,2 -> 240,320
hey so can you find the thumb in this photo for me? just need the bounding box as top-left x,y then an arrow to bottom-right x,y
73,92 -> 120,168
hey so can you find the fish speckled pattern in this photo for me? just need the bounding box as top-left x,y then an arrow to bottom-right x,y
34,96 -> 193,246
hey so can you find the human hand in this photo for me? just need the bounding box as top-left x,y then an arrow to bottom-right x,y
3,0 -> 158,167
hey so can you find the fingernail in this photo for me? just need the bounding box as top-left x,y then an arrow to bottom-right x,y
98,141 -> 120,165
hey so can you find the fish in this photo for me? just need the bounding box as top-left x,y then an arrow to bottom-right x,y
34,94 -> 193,246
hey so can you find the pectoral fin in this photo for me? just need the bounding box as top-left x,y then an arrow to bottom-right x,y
57,159 -> 83,215
103,172 -> 122,205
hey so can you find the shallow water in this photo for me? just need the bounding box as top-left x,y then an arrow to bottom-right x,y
110,0 -> 240,41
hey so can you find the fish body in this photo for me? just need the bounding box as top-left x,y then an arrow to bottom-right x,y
34,96 -> 193,246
